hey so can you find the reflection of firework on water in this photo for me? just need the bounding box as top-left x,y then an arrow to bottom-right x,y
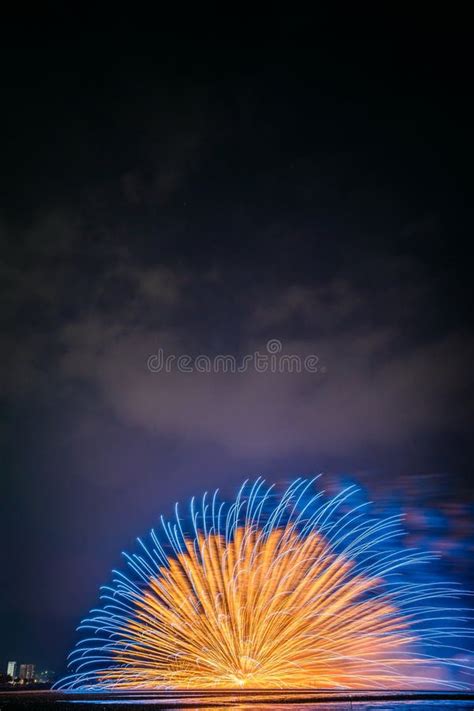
57,478 -> 473,690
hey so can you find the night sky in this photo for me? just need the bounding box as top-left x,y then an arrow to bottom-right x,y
1,18 -> 473,674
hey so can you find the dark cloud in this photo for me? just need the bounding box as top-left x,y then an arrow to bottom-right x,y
2,204 -> 472,462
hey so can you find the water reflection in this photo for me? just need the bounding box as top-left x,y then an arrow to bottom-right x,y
65,704 -> 359,708
54,690 -> 474,709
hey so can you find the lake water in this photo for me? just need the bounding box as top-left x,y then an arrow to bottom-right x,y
1,690 -> 473,709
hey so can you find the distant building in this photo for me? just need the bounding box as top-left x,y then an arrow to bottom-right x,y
36,669 -> 55,683
19,664 -> 35,681
7,661 -> 17,679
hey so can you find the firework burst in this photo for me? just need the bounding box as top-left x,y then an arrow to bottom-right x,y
57,478 -> 473,690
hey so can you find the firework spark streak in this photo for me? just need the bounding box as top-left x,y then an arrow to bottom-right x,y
57,478 -> 473,690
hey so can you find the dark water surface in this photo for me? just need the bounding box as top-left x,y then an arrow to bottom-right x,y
1,691 -> 473,710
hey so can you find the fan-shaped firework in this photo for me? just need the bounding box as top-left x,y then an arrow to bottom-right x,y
57,478 -> 473,690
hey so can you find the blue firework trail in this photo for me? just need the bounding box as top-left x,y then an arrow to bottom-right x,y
56,477 -> 474,691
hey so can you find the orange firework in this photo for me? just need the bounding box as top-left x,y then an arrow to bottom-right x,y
58,478 -> 473,690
